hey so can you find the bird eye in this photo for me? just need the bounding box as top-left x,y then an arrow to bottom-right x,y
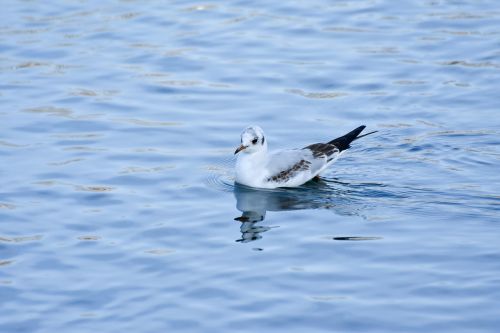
252,138 -> 258,144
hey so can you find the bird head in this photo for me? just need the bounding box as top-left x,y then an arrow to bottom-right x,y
235,126 -> 267,155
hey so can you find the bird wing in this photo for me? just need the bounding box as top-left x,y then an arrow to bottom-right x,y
265,146 -> 335,184
303,143 -> 340,162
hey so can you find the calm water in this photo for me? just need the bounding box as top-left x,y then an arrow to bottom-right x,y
1,0 -> 500,332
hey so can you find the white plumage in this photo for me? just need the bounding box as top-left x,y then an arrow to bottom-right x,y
234,125 -> 375,189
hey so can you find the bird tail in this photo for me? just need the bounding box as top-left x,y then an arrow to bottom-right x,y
328,125 -> 377,151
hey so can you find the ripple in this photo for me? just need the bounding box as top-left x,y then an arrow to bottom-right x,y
438,30 -> 500,36
285,88 -> 348,99
0,203 -> 16,210
356,46 -> 399,54
112,118 -> 181,127
23,106 -> 73,118
14,61 -> 49,69
120,165 -> 175,174
309,295 -> 348,301
33,181 -> 115,193
77,235 -> 101,241
0,28 -> 49,35
51,133 -> 102,139
323,26 -> 375,33
76,185 -> 114,192
0,260 -> 14,267
204,156 -> 236,192
145,249 -> 176,255
393,80 -> 427,85
24,109 -> 101,121
0,235 -> 43,243
0,140 -> 29,148
48,158 -> 85,166
428,12 -> 495,20
205,173 -> 235,192
440,60 -> 500,69
63,146 -> 107,152
184,4 -> 217,12
332,236 -> 383,241
443,80 -> 470,87
70,88 -> 119,98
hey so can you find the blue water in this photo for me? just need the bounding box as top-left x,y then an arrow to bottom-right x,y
1,0 -> 500,332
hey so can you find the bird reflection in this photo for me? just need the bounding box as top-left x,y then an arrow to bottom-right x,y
233,178 -> 364,243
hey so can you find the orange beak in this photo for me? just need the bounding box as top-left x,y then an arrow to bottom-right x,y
234,145 -> 246,154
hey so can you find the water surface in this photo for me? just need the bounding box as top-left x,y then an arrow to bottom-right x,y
1,0 -> 500,332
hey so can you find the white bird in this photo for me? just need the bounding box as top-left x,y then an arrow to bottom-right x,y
234,125 -> 376,189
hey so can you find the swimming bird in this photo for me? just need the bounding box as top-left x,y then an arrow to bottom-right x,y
234,125 -> 376,189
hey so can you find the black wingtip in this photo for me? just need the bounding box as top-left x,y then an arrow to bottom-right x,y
328,125 -> 376,151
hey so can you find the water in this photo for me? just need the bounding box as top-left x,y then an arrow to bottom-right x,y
1,0 -> 500,332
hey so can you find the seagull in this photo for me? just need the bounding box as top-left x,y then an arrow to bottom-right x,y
234,125 -> 376,189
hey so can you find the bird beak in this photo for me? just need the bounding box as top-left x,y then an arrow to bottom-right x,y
234,145 -> 246,155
